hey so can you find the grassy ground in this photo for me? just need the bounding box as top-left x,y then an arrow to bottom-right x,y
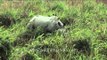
0,0 -> 107,60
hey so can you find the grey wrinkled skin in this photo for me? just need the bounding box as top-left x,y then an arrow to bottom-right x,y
27,15 -> 64,33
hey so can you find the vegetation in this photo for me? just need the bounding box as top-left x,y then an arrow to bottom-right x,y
0,0 -> 107,60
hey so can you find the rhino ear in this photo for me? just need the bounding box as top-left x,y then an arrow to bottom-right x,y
57,21 -> 64,27
58,21 -> 62,26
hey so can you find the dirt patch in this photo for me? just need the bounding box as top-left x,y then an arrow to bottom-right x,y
96,0 -> 107,4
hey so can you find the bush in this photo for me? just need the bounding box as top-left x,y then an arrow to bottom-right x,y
0,38 -> 11,60
0,12 -> 15,28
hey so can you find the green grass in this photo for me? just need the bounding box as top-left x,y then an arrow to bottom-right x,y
0,0 -> 107,60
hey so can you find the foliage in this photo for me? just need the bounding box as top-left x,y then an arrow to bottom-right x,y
0,0 -> 107,60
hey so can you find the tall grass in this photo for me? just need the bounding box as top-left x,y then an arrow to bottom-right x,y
0,0 -> 107,60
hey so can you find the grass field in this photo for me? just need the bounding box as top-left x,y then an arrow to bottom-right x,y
0,0 -> 107,60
